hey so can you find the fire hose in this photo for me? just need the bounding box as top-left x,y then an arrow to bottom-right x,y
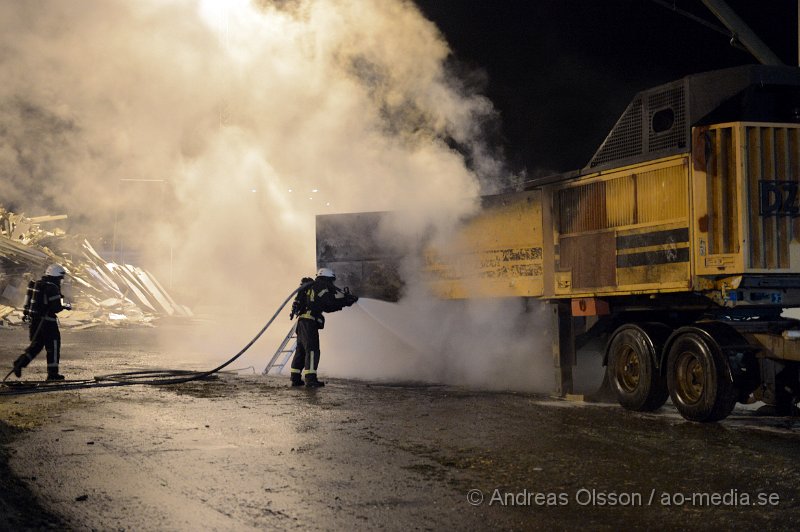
0,282 -> 312,396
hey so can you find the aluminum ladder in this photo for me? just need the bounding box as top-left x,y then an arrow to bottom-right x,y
263,321 -> 297,375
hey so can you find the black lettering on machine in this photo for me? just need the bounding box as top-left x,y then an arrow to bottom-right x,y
759,180 -> 800,217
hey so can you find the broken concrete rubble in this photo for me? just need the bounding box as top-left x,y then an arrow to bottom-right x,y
0,207 -> 190,328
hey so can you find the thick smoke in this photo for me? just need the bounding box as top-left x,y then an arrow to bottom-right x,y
325,289 -> 555,393
0,0 -> 555,391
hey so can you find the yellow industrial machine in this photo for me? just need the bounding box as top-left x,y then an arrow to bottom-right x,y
317,65 -> 800,422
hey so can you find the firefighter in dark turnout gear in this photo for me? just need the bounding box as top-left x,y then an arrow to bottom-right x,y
289,268 -> 357,387
12,264 -> 71,380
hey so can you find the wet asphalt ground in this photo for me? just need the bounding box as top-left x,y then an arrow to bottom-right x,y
1,324 -> 800,531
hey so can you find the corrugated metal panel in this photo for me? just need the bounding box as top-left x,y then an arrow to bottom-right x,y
558,159 -> 686,235
605,176 -> 635,227
745,126 -> 800,269
558,181 -> 607,234
636,165 -> 688,223
705,127 -> 739,255
746,127 -> 763,267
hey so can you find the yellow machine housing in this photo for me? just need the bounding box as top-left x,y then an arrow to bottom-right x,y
425,121 -> 800,308
316,65 -> 800,421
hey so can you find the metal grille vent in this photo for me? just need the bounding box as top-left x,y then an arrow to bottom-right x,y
647,86 -> 686,152
589,97 -> 643,167
588,80 -> 689,169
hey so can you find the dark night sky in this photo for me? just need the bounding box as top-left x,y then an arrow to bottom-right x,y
413,0 -> 798,179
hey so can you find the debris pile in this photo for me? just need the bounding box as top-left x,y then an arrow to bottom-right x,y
0,207 -> 190,328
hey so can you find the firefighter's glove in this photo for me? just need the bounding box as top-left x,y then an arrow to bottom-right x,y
22,315 -> 30,324
64,303 -> 72,311
289,299 -> 301,320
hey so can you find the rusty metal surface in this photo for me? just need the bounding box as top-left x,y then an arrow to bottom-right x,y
558,232 -> 616,290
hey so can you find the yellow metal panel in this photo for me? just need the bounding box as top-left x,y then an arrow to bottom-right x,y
552,155 -> 691,298
693,122 -> 800,279
708,126 -> 739,255
737,122 -> 800,274
762,127 -> 777,267
746,126 -> 764,268
564,283 -> 690,299
635,165 -> 688,223
776,128 -> 791,267
614,221 -> 691,290
604,176 -> 635,227
692,123 -> 745,277
748,124 -> 800,272
425,191 -> 544,299
616,261 -> 690,286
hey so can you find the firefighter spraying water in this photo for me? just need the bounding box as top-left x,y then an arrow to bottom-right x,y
288,268 -> 358,387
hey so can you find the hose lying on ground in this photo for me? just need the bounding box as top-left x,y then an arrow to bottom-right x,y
0,282 -> 311,396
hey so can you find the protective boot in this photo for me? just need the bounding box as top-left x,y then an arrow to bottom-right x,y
47,369 -> 65,381
290,374 -> 305,387
11,354 -> 27,378
305,374 -> 325,388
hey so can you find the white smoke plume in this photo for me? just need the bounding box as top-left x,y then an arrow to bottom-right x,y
0,0 -> 557,391
325,291 -> 556,393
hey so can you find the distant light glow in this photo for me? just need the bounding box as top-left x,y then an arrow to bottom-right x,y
311,188 -> 318,193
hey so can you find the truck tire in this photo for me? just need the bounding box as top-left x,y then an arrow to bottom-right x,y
666,331 -> 737,422
607,326 -> 669,411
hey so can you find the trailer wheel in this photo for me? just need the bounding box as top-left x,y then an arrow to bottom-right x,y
607,326 -> 668,411
666,331 -> 737,422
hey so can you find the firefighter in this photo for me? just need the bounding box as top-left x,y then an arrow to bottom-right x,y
11,264 -> 71,380
289,268 -> 358,387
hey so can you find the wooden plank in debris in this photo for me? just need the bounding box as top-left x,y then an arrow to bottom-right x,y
0,237 -> 48,264
82,239 -> 106,263
69,274 -> 95,290
126,265 -> 174,315
27,214 -> 68,224
84,266 -> 123,297
106,263 -> 157,312
144,269 -> 192,317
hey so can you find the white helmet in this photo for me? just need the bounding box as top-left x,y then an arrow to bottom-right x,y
45,264 -> 67,277
316,267 -> 335,280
